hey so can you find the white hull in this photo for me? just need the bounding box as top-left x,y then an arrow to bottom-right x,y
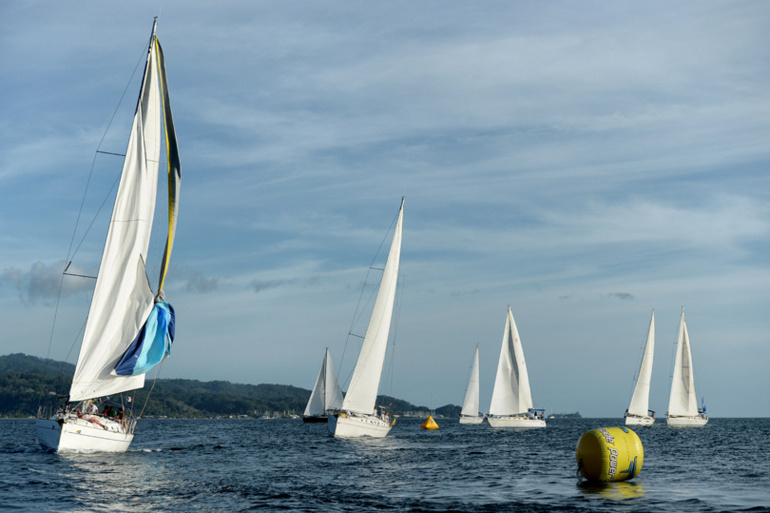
459,415 -> 485,425
487,416 -> 546,428
329,412 -> 392,438
666,414 -> 708,428
36,416 -> 134,453
624,413 -> 655,426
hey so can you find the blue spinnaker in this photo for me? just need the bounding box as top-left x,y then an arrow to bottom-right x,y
114,302 -> 175,376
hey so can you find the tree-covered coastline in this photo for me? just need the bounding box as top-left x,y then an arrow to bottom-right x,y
1,354 -> 460,419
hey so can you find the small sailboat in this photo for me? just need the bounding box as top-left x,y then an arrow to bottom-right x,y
666,309 -> 708,427
328,198 -> 404,438
36,19 -> 181,452
303,348 -> 343,423
487,307 -> 545,428
459,345 -> 484,424
625,310 -> 656,426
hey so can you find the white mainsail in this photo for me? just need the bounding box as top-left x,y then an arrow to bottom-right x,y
626,310 -> 655,422
487,307 -> 545,428
666,309 -> 707,426
340,199 -> 404,415
304,348 -> 343,418
489,307 -> 534,415
460,345 -> 481,418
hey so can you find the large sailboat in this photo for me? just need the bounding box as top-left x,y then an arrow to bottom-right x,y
625,310 -> 656,426
36,19 -> 181,452
459,345 -> 484,424
487,307 -> 545,428
328,198 -> 404,438
303,348 -> 344,423
666,309 -> 708,427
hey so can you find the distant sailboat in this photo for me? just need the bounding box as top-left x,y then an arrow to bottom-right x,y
459,345 -> 484,424
487,307 -> 545,428
36,19 -> 181,452
328,198 -> 404,438
666,309 -> 708,427
303,348 -> 343,423
625,311 -> 656,426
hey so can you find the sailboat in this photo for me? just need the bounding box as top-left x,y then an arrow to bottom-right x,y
303,348 -> 344,422
36,19 -> 181,452
625,310 -> 656,426
487,307 -> 546,428
328,198 -> 404,438
459,345 -> 484,424
666,309 -> 708,427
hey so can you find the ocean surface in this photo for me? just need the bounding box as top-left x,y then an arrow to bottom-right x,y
1,417 -> 768,512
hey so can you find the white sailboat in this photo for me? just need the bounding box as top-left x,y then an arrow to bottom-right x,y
36,19 -> 181,452
625,310 -> 656,426
666,309 -> 708,427
459,345 -> 484,424
487,307 -> 545,428
303,348 -> 344,423
328,198 -> 404,438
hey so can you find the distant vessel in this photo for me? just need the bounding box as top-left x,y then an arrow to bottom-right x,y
625,311 -> 656,426
36,19 -> 181,452
303,348 -> 343,423
459,345 -> 484,424
666,309 -> 708,427
487,307 -> 545,428
328,198 -> 404,438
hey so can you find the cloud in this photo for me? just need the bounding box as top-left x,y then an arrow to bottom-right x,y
608,292 -> 635,301
249,279 -> 292,294
1,261 -> 93,305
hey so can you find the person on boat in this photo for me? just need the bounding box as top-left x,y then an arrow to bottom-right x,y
76,409 -> 106,429
116,408 -> 127,429
87,401 -> 99,415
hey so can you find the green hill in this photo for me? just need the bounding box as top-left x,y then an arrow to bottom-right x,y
0,354 -> 458,419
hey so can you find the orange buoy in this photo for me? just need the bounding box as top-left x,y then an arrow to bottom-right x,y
576,427 -> 643,482
420,415 -> 439,430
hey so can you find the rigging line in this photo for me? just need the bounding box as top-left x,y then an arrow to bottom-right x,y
137,360 -> 164,424
96,150 -> 126,157
63,272 -> 97,280
69,172 -> 122,263
39,271 -> 68,410
339,207 -> 400,378
65,42 -> 147,264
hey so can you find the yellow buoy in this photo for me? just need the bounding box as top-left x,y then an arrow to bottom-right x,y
420,415 -> 439,430
576,427 -> 643,482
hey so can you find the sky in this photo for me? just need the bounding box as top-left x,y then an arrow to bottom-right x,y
1,1 -> 769,418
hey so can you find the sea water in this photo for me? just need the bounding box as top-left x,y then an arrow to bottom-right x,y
1,417 -> 768,512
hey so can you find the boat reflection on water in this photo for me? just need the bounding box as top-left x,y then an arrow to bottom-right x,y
577,481 -> 647,501
58,451 -> 170,508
